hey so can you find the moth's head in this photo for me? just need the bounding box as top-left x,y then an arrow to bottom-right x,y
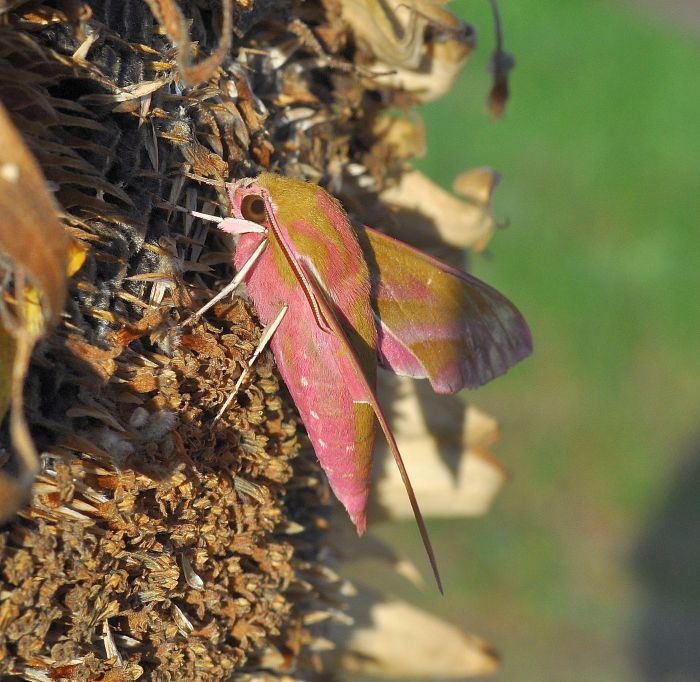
226,177 -> 272,229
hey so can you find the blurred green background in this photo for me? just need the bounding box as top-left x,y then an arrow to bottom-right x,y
368,1 -> 700,680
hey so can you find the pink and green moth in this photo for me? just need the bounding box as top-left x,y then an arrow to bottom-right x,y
194,173 -> 532,591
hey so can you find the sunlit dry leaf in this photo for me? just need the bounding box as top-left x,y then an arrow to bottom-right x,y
326,595 -> 499,678
144,0 -> 232,86
66,237 -> 87,277
453,166 -> 501,207
371,112 -> 427,160
340,0 -> 474,102
371,374 -> 505,521
380,168 -> 500,251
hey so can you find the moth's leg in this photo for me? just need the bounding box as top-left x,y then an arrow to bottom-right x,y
212,304 -> 289,424
182,237 -> 268,326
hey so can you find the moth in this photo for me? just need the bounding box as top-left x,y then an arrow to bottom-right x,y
194,173 -> 532,590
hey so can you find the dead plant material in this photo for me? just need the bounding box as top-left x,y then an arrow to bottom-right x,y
0,0 -> 517,678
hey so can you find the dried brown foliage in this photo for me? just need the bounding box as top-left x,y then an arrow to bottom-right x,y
0,0 -> 513,679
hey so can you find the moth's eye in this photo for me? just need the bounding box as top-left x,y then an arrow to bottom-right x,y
241,194 -> 267,222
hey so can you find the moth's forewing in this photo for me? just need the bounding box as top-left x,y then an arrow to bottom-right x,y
229,176 -> 379,532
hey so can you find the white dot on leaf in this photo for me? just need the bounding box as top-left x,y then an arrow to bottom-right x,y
0,163 -> 19,183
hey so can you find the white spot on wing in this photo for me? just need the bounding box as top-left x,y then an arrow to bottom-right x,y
310,410 -> 319,420
318,439 -> 326,448
300,375 -> 309,387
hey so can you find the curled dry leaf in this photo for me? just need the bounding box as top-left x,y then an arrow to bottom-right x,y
0,103 -> 68,327
370,374 -> 506,521
340,0 -> 474,102
325,595 -> 499,678
453,166 -> 502,207
380,168 -> 501,252
0,101 -> 69,521
143,0 -> 233,86
371,112 -> 427,161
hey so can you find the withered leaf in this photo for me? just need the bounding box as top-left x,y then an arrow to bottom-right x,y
0,101 -> 69,521
144,0 -> 233,86
341,0 -> 474,102
0,101 -> 68,328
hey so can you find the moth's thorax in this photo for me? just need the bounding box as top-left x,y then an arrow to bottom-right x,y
258,174 -> 370,298
230,175 -> 378,375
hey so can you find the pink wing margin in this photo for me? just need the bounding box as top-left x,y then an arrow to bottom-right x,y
362,226 -> 532,393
